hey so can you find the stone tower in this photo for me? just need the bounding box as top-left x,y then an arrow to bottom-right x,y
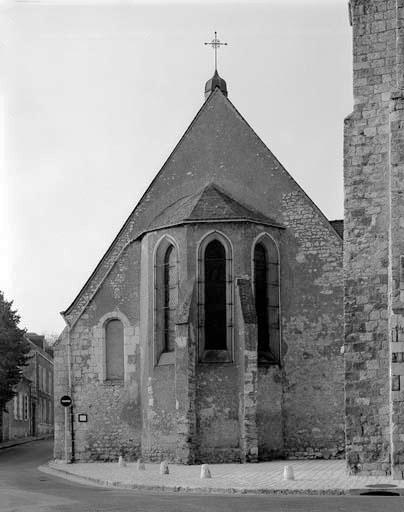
345,0 -> 404,477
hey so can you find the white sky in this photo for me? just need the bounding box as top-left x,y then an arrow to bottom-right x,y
0,0 -> 352,335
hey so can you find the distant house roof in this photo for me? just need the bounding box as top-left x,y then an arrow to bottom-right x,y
26,332 -> 45,350
142,183 -> 284,234
330,219 -> 343,239
25,332 -> 54,361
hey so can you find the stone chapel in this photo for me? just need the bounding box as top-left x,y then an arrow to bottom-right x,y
54,68 -> 344,463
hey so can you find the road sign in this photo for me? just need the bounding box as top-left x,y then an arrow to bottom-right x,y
60,395 -> 72,407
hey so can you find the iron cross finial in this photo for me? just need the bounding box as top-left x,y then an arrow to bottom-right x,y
204,31 -> 228,72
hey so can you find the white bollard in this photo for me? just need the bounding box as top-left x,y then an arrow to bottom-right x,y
118,455 -> 126,467
137,459 -> 146,471
160,460 -> 169,475
200,464 -> 212,479
283,465 -> 295,480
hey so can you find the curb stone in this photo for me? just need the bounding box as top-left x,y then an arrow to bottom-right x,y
0,435 -> 51,451
38,463 -> 351,496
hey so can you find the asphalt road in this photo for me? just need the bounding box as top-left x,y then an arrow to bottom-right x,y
1,440 -> 404,511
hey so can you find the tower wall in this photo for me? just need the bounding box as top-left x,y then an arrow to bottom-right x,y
389,0 -> 404,479
345,0 -> 404,476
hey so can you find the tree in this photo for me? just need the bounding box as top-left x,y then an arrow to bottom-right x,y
0,291 -> 31,413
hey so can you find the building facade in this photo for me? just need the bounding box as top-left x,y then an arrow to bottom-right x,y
28,333 -> 54,437
54,74 -> 344,464
1,333 -> 54,442
1,377 -> 31,442
345,0 -> 404,478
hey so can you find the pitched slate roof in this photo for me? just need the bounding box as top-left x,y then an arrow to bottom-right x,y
143,183 -> 283,233
62,88 -> 342,328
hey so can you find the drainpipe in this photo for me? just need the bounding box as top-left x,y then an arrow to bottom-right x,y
66,324 -> 75,462
35,351 -> 38,436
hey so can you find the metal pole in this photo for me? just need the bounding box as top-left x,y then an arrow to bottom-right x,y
64,406 -> 68,463
214,31 -> 217,71
70,404 -> 75,462
66,325 -> 73,463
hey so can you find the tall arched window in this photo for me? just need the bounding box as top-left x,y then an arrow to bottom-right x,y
105,319 -> 124,380
253,236 -> 280,363
198,232 -> 233,362
254,243 -> 270,353
204,240 -> 227,350
155,237 -> 178,364
163,245 -> 177,353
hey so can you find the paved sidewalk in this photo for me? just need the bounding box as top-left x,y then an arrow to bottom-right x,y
0,435 -> 50,451
39,459 -> 404,495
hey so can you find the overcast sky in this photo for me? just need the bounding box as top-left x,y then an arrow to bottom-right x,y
0,0 -> 352,336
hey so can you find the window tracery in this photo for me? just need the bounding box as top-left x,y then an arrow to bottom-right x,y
198,232 -> 233,362
253,235 -> 280,364
154,236 -> 178,364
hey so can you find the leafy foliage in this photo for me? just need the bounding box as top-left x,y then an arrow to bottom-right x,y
0,291 -> 31,411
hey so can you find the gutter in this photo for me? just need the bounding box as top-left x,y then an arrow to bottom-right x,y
65,324 -> 75,463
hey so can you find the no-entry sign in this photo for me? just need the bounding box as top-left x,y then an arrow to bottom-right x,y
60,395 -> 72,407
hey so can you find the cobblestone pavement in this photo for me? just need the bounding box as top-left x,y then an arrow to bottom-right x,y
40,459 -> 404,495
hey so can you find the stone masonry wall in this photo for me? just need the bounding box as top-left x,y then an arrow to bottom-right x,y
257,366 -> 283,460
139,230 -> 183,462
281,189 -> 344,459
175,279 -> 198,464
344,0 -> 395,475
236,278 -> 259,463
390,91 -> 404,477
188,224 -> 260,463
55,243 -> 141,462
195,365 -> 240,463
389,0 -> 404,478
